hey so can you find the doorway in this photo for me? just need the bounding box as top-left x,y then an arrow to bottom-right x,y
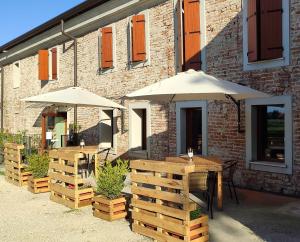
42,112 -> 67,149
176,101 -> 207,155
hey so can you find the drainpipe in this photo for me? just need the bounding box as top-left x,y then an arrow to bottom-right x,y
0,66 -> 4,132
60,20 -> 78,132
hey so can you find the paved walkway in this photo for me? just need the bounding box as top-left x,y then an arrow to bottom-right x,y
0,165 -> 299,242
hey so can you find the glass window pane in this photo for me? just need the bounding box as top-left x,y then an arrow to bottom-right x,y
254,104 -> 285,163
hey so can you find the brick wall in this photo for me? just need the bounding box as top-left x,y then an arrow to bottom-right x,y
1,0 -> 300,196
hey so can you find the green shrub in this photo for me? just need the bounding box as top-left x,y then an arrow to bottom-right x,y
190,207 -> 202,220
26,154 -> 50,179
96,159 -> 129,200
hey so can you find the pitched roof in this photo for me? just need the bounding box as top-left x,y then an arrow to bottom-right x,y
0,0 -> 109,53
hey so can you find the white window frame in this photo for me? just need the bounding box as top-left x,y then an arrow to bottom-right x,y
98,23 -> 117,74
174,0 -> 206,72
128,10 -> 151,69
12,61 -> 21,89
48,46 -> 60,81
245,96 -> 293,174
176,101 -> 208,156
242,0 -> 290,71
128,102 -> 151,159
98,108 -> 118,154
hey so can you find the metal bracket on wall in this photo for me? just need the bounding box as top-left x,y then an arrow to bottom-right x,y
225,94 -> 245,133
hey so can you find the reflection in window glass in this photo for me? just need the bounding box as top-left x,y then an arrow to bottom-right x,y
253,105 -> 285,163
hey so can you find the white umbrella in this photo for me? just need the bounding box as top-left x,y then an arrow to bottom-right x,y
22,86 -> 125,109
127,69 -> 269,101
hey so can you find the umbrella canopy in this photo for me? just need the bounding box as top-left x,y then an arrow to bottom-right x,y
127,69 -> 269,101
21,86 -> 125,109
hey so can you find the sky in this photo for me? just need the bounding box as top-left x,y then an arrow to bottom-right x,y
0,0 -> 85,46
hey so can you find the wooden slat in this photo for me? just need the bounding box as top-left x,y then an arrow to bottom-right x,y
130,160 -> 195,175
49,162 -> 76,174
131,186 -> 186,204
49,172 -> 82,185
131,173 -> 184,190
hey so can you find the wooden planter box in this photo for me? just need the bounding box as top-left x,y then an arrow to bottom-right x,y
131,160 -> 209,242
28,176 -> 50,194
4,143 -> 31,187
49,150 -> 94,209
92,195 -> 127,222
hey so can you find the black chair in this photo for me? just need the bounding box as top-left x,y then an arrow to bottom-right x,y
223,160 -> 239,204
190,171 -> 216,219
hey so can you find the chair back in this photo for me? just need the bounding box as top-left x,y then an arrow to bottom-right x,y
223,160 -> 238,180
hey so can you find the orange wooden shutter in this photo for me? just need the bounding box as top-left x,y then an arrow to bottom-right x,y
101,27 -> 113,69
260,0 -> 283,60
183,0 -> 201,71
247,0 -> 258,62
51,48 -> 57,80
38,50 -> 49,81
132,15 -> 146,62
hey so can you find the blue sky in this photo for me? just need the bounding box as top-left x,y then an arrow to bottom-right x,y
0,0 -> 85,46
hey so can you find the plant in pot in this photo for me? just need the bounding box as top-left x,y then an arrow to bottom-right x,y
92,159 -> 129,221
26,153 -> 50,194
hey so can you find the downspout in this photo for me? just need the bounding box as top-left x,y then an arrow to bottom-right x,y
0,66 -> 3,131
60,20 -> 78,131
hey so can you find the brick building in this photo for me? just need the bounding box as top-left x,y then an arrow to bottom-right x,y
0,0 -> 299,196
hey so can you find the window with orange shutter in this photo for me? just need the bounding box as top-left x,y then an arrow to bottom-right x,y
182,0 -> 201,71
131,14 -> 146,62
247,0 -> 283,62
100,27 -> 113,69
38,50 -> 49,81
51,48 -> 58,80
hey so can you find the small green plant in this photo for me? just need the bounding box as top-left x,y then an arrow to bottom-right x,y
190,207 -> 202,220
96,159 -> 129,200
0,171 -> 5,176
26,153 -> 50,179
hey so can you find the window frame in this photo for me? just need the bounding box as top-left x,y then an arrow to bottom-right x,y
245,96 -> 293,174
98,108 -> 117,154
98,24 -> 117,74
174,0 -> 206,72
176,101 -> 208,156
128,10 -> 151,69
242,0 -> 290,71
128,102 -> 151,159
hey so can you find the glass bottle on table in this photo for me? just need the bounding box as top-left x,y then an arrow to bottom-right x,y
187,148 -> 194,163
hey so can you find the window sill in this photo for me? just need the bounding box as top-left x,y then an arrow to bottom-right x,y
98,67 -> 115,75
249,160 -> 292,175
244,57 -> 289,71
129,60 -> 150,69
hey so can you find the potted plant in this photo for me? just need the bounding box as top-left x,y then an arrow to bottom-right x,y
26,153 -> 50,194
92,159 -> 129,221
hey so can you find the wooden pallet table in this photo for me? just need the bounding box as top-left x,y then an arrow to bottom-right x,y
49,150 -> 94,209
92,196 -> 127,221
130,160 -> 209,242
28,176 -> 50,193
4,143 -> 31,186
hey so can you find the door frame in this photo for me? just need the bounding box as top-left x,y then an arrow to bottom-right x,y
41,112 -> 67,149
176,101 -> 208,155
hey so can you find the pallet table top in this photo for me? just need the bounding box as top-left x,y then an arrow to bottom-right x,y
57,146 -> 99,155
166,155 -> 223,172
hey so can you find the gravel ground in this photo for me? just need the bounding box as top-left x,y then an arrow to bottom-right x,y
0,170 -> 150,242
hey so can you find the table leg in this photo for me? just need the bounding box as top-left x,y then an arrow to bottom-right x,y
217,171 -> 223,210
95,154 -> 99,179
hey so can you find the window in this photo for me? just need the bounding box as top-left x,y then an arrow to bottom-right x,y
99,109 -> 116,149
176,101 -> 208,155
99,26 -> 115,71
38,47 -> 58,81
129,12 -> 150,67
13,61 -> 21,89
129,102 -> 151,159
246,96 -> 292,174
243,0 -> 289,70
176,0 -> 205,71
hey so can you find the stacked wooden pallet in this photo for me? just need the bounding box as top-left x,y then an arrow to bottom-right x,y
48,150 -> 94,209
4,143 -> 31,186
92,196 -> 127,221
130,160 -> 209,242
28,176 -> 50,194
